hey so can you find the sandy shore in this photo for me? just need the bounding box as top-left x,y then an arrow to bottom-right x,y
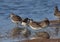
22,39 -> 60,42
20,20 -> 60,42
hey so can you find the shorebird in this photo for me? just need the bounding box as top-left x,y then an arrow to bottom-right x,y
35,32 -> 50,39
21,18 -> 29,27
54,6 -> 60,35
10,13 -> 22,27
54,6 -> 60,19
29,19 -> 42,30
39,18 -> 50,28
28,18 -> 50,30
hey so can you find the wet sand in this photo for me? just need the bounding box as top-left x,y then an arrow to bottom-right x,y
20,20 -> 60,42
22,39 -> 60,42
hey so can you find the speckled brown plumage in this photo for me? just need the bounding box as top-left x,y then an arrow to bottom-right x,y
29,21 -> 41,28
54,6 -> 60,18
39,18 -> 50,28
22,18 -> 29,23
29,18 -> 49,30
11,15 -> 22,21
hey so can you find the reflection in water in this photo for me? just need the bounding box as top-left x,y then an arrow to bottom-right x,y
0,0 -> 60,42
10,27 -> 23,39
9,13 -> 22,27
9,27 -> 32,42
55,27 -> 59,36
35,32 -> 50,39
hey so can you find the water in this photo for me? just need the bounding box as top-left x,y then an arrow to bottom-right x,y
0,0 -> 60,42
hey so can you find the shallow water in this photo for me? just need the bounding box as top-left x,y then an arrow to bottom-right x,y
0,0 -> 60,42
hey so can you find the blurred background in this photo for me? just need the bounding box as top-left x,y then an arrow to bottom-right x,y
0,0 -> 60,42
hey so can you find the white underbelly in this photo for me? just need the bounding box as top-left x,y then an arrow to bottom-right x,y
30,25 -> 42,30
11,19 -> 20,23
21,22 -> 27,26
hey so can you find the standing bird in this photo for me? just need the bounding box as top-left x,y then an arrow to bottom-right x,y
28,18 -> 50,30
54,6 -> 60,19
54,6 -> 60,35
10,13 -> 22,27
21,18 -> 29,28
39,18 -> 50,28
35,32 -> 50,39
29,19 -> 42,30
